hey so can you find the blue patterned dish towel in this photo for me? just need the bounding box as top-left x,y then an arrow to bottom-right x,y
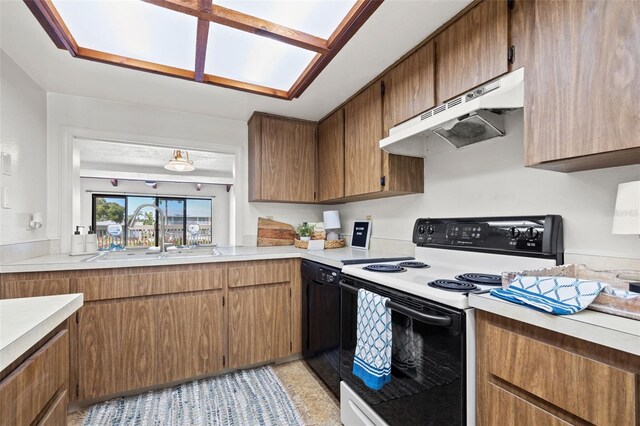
491,275 -> 638,315
353,289 -> 392,390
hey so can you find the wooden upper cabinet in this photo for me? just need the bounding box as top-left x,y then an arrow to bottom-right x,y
383,41 -> 435,135
435,0 -> 509,104
248,113 -> 317,203
523,0 -> 640,171
344,81 -> 384,197
318,109 -> 345,202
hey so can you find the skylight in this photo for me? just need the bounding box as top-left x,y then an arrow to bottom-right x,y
205,24 -> 316,91
25,0 -> 383,99
52,0 -> 197,70
214,0 -> 357,40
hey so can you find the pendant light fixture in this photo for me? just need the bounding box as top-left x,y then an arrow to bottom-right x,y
164,150 -> 195,172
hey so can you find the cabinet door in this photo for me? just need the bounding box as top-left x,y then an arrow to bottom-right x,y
157,292 -> 223,384
78,303 -> 122,399
229,284 -> 291,368
37,390 -> 68,426
318,109 -> 345,202
482,383 -> 570,426
344,82 -> 384,197
78,293 -> 224,399
383,41 -> 435,135
435,0 -> 508,103
524,0 -> 640,170
261,116 -> 317,202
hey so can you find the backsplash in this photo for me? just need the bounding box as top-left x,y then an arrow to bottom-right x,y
333,110 -> 640,268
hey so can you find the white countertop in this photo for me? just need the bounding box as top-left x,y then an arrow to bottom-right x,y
0,294 -> 83,372
0,246 -> 413,273
469,292 -> 640,356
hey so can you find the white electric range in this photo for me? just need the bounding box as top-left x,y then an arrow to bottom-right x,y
339,215 -> 564,426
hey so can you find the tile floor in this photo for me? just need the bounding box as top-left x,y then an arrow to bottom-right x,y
67,360 -> 340,425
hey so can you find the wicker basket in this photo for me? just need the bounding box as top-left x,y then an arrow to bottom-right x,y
294,239 -> 346,249
502,264 -> 640,320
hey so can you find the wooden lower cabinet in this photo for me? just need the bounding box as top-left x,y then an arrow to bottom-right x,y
229,284 -> 291,368
38,390 -> 68,426
78,292 -> 224,400
477,311 -> 639,425
0,330 -> 69,426
1,259 -> 301,404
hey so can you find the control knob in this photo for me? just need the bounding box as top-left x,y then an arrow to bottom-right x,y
526,227 -> 539,239
426,225 -> 435,235
508,227 -> 520,238
417,225 -> 426,234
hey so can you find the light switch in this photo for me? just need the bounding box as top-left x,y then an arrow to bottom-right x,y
1,186 -> 10,209
1,152 -> 11,176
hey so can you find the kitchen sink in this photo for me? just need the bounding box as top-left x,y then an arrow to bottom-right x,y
84,246 -> 222,262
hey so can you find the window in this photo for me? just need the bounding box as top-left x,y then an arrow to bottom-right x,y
92,195 -> 213,250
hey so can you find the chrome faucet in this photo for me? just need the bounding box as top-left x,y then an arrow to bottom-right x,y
128,203 -> 168,252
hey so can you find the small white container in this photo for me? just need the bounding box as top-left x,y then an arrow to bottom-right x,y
70,226 -> 85,255
85,226 -> 98,253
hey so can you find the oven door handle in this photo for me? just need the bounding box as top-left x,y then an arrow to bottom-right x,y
339,282 -> 453,327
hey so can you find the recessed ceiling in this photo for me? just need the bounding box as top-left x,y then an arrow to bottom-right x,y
1,0 -> 473,121
26,0 -> 378,98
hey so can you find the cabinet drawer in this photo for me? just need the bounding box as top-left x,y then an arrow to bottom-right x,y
0,331 -> 68,426
484,383 -> 570,426
228,260 -> 291,288
77,266 -> 225,301
1,278 -> 70,299
486,323 -> 636,424
37,390 -> 68,426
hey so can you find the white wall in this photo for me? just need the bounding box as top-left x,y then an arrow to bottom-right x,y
335,110 -> 640,260
0,50 -> 48,249
47,93 -> 323,252
80,178 -> 231,245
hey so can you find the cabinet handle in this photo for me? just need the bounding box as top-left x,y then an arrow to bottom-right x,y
508,45 -> 516,64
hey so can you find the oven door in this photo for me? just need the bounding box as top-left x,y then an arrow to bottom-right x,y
340,276 -> 466,426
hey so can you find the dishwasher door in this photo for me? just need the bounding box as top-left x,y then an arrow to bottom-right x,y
301,260 -> 341,397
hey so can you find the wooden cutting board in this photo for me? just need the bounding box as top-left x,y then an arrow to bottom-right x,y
257,217 -> 296,247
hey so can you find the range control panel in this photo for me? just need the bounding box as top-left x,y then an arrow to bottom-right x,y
413,215 -> 563,260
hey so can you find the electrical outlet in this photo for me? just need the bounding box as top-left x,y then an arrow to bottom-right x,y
366,215 -> 372,221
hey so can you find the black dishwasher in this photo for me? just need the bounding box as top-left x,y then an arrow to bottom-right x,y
301,260 -> 341,397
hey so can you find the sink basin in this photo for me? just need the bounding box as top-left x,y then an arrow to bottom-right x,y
84,247 -> 222,262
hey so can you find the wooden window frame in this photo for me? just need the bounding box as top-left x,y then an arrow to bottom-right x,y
23,0 -> 383,99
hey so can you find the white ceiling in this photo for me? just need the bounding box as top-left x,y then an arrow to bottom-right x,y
78,139 -> 235,184
0,0 -> 472,122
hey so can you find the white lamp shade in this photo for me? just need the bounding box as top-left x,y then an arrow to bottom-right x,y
612,181 -> 640,234
323,210 -> 341,230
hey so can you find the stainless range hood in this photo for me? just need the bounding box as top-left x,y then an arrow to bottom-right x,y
380,68 -> 524,157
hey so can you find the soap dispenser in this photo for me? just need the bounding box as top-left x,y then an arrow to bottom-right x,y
85,225 -> 98,253
71,226 -> 85,255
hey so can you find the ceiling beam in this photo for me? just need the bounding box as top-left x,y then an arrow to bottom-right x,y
194,0 -> 210,82
23,0 -> 78,56
77,47 -> 196,80
142,0 -> 330,54
202,74 -> 288,99
288,0 -> 383,99
194,19 -> 209,82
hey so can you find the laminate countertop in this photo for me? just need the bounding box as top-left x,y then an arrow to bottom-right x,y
0,293 -> 83,372
469,292 -> 640,356
0,246 -> 413,274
